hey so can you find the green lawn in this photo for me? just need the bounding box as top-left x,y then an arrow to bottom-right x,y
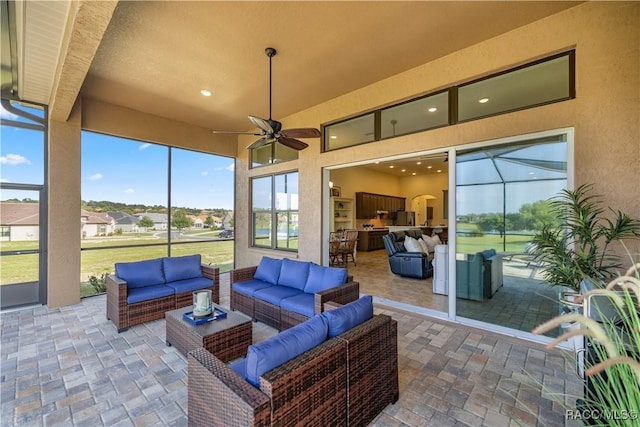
456,233 -> 533,254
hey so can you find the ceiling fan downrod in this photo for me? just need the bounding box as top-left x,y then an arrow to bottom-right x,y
265,47 -> 276,120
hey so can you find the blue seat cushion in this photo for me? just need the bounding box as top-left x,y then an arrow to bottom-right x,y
322,295 -> 374,338
277,259 -> 312,290
304,264 -> 348,294
229,358 -> 247,379
280,293 -> 315,318
127,284 -> 174,304
480,249 -> 497,260
254,257 -> 282,285
164,276 -> 212,294
253,286 -> 304,306
163,254 -> 202,283
245,314 -> 328,387
115,258 -> 165,289
232,279 -> 274,297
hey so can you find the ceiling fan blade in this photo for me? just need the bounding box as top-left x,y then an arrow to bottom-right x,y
277,136 -> 309,151
247,137 -> 273,150
248,115 -> 274,134
212,130 -> 262,136
280,128 -> 321,138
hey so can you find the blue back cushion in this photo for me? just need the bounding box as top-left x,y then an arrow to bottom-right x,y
245,314 -> 328,388
304,264 -> 348,294
163,254 -> 202,283
115,258 -> 165,289
480,249 -> 497,260
254,257 -> 282,285
322,295 -> 374,338
277,259 -> 311,290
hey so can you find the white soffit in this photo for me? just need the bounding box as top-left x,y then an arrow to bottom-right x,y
18,0 -> 70,104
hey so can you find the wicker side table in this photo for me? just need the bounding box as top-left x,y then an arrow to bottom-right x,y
165,305 -> 252,362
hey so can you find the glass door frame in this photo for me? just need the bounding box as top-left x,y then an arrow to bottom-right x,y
0,184 -> 47,309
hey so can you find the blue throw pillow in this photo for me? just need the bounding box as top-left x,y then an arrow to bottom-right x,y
163,254 -> 202,283
254,257 -> 282,285
304,264 -> 348,294
480,249 -> 497,259
245,314 -> 328,388
322,295 -> 374,338
277,259 -> 312,290
115,258 -> 165,289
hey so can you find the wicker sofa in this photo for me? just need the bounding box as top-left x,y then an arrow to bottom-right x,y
106,254 -> 219,332
230,257 -> 360,330
187,296 -> 399,426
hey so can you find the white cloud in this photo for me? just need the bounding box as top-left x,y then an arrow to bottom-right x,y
89,173 -> 103,181
201,171 -> 209,176
0,153 -> 30,165
0,106 -> 19,121
124,188 -> 135,194
139,143 -> 152,151
225,163 -> 235,172
0,178 -> 10,183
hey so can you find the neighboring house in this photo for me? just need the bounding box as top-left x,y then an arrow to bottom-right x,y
0,202 -> 40,241
107,211 -> 140,232
191,216 -> 203,228
222,211 -> 234,230
81,210 -> 115,238
0,203 -> 115,241
134,213 -> 168,230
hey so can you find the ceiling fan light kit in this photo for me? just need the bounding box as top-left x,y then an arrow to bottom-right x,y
213,47 -> 321,151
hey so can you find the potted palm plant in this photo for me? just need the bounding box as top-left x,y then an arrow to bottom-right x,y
530,184 -> 640,292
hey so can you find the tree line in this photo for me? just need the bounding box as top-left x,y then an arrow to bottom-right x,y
457,200 -> 561,235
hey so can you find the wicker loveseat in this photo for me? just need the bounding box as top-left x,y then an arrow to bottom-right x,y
106,254 -> 219,332
187,296 -> 399,426
230,257 -> 360,330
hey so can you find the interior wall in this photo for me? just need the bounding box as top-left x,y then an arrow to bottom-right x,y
233,1 -> 639,268
400,172 -> 449,226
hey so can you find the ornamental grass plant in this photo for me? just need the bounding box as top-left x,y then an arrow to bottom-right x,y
533,264 -> 640,426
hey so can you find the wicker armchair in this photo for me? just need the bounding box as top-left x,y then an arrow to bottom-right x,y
187,313 -> 398,427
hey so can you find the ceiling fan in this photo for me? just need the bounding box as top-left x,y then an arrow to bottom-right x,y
213,47 -> 321,150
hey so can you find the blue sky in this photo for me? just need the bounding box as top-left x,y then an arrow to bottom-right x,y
1,105 -> 235,209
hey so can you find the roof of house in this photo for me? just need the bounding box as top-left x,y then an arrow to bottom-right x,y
107,211 -> 140,225
81,210 -> 113,225
135,213 -> 168,222
0,202 -> 40,226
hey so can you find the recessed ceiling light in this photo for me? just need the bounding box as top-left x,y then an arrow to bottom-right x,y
427,165 -> 432,169
200,89 -> 212,97
479,98 -> 489,103
428,107 -> 437,112
375,161 -> 380,164
416,161 -> 422,165
330,135 -> 337,139
389,165 -> 394,168
412,172 -> 416,176
436,169 -> 442,173
401,169 -> 406,172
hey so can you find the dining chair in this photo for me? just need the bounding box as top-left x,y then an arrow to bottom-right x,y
339,230 -> 358,266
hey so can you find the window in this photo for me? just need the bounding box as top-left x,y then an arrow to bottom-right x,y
323,51 -> 574,151
81,132 -> 235,297
251,141 -> 298,168
251,172 -> 298,250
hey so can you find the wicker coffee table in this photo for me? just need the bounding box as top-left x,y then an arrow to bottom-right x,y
165,305 -> 252,362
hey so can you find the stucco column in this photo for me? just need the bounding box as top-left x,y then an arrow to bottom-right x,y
47,99 -> 82,308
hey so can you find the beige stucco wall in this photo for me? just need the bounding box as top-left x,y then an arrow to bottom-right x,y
234,1 -> 639,268
48,100 -> 82,308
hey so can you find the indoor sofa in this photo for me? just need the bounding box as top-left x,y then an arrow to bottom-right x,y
106,254 -> 219,332
230,257 -> 360,330
187,296 -> 399,427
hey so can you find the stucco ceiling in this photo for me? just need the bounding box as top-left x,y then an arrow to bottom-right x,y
80,1 -> 581,133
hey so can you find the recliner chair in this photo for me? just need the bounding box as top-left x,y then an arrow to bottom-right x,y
382,231 -> 432,279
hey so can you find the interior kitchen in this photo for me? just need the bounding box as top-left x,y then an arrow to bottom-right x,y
328,153 -> 449,253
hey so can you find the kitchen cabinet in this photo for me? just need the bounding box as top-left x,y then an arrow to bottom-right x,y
356,229 -> 389,251
355,192 -> 406,219
330,198 -> 353,231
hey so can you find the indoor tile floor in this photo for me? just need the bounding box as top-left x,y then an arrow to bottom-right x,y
1,271 -> 582,426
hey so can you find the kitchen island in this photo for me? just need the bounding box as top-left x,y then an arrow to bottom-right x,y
356,228 -> 389,251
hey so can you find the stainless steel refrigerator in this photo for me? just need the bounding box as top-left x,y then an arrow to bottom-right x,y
395,211 -> 415,226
